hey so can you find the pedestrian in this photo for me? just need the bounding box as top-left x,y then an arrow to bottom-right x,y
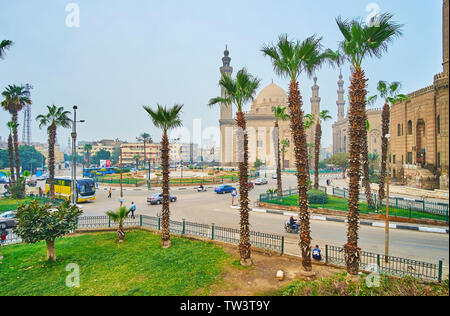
130,202 -> 136,219
108,188 -> 112,198
312,245 -> 322,261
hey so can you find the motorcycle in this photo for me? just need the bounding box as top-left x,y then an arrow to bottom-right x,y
197,186 -> 207,192
284,221 -> 299,234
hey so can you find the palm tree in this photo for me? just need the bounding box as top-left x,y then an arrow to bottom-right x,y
84,144 -> 92,168
1,85 -> 31,186
369,81 -> 408,207
304,113 -> 316,178
143,104 -> 183,248
361,117 -> 375,208
0,40 -> 13,60
280,139 -> 290,170
106,206 -> 132,242
273,106 -> 290,200
313,110 -> 332,189
335,13 -> 403,274
6,121 -> 18,185
138,133 -> 152,168
209,68 -> 260,266
262,34 -> 337,271
133,154 -> 142,171
36,105 -> 71,202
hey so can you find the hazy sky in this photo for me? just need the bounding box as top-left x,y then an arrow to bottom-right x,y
0,0 -> 444,150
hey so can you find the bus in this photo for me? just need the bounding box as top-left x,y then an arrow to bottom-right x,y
45,177 -> 96,203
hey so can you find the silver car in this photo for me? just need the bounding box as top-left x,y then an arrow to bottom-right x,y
0,211 -> 17,229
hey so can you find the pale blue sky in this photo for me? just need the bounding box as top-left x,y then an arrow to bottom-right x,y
0,0 -> 444,149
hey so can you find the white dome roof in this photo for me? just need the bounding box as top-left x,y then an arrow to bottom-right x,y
254,83 -> 287,104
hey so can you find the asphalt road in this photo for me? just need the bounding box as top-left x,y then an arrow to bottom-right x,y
76,173 -> 449,267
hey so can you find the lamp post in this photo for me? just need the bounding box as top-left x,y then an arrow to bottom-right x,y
71,106 -> 85,205
120,145 -> 123,207
385,133 -> 391,262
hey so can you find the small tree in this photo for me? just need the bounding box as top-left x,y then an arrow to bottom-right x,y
106,206 -> 131,242
14,201 -> 82,261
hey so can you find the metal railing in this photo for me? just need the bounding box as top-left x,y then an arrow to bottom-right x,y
325,245 -> 443,282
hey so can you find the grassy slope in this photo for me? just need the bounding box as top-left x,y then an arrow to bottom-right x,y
0,231 -> 230,296
271,272 -> 449,296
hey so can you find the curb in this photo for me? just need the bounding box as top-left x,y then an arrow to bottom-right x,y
99,186 -> 215,192
249,207 -> 449,235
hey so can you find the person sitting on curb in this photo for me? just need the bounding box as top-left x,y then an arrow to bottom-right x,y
312,245 -> 323,261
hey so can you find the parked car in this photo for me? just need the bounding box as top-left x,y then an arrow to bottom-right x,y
254,178 -> 268,185
214,185 -> 236,194
272,174 -> 278,179
0,177 -> 8,184
147,193 -> 177,205
0,211 -> 17,229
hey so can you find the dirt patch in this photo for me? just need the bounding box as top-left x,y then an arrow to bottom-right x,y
207,243 -> 344,296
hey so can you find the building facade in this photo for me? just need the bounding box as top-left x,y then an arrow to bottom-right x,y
390,0 -> 449,190
219,48 -> 318,169
332,71 -> 383,156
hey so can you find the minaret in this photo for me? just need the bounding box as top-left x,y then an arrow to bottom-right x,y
220,46 -> 233,120
337,70 -> 346,121
310,77 -> 321,118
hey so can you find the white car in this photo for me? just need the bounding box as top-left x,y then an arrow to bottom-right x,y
272,174 -> 278,179
254,178 -> 268,185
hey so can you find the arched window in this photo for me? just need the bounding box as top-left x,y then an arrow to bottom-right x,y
407,120 -> 413,135
397,124 -> 401,136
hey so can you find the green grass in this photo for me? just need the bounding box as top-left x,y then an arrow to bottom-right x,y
264,195 -> 447,222
0,197 -> 53,214
0,231 -> 231,296
270,272 -> 448,296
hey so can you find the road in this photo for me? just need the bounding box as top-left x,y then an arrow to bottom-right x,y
76,173 -> 449,267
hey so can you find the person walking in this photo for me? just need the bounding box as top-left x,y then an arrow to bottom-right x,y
108,188 -> 112,198
130,202 -> 136,219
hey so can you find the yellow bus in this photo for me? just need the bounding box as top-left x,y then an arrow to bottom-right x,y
45,177 -> 96,202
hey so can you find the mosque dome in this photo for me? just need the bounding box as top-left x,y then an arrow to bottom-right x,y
251,83 -> 288,114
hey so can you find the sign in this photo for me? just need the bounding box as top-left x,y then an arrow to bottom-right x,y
100,160 -> 111,168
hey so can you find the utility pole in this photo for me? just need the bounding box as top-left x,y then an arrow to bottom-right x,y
71,106 -> 85,205
120,146 -> 123,207
385,134 -> 391,263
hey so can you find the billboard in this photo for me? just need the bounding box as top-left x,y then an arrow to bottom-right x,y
100,160 -> 111,168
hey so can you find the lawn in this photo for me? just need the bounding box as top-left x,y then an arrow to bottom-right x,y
0,231 -> 230,296
265,195 -> 447,222
271,272 -> 449,296
0,197 -> 54,214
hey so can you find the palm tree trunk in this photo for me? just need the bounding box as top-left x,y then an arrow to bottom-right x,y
288,80 -> 311,271
12,111 -> 21,188
48,125 -> 56,203
344,67 -> 367,275
161,132 -> 171,248
378,102 -> 390,207
314,123 -> 321,190
118,223 -> 125,242
236,111 -> 251,266
361,114 -> 375,207
46,239 -> 56,261
7,133 -> 15,186
275,123 -> 283,200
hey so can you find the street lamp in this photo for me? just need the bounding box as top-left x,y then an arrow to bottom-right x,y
71,106 -> 85,205
385,133 -> 391,262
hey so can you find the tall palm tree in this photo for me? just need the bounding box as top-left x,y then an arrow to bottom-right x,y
335,13 -> 403,274
209,68 -> 261,266
304,113 -> 316,179
314,110 -> 332,189
369,81 -> 408,207
1,85 -> 31,185
0,40 -> 13,60
138,133 -> 152,168
143,104 -> 183,248
6,121 -> 18,185
361,117 -> 375,207
133,154 -> 142,171
106,206 -> 132,242
280,139 -> 290,170
273,106 -> 290,199
36,105 -> 71,202
84,144 -> 92,168
262,34 -> 337,271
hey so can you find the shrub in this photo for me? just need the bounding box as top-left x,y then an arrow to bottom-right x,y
307,189 -> 328,204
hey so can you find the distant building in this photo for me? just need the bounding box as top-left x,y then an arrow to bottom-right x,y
34,143 -> 65,166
